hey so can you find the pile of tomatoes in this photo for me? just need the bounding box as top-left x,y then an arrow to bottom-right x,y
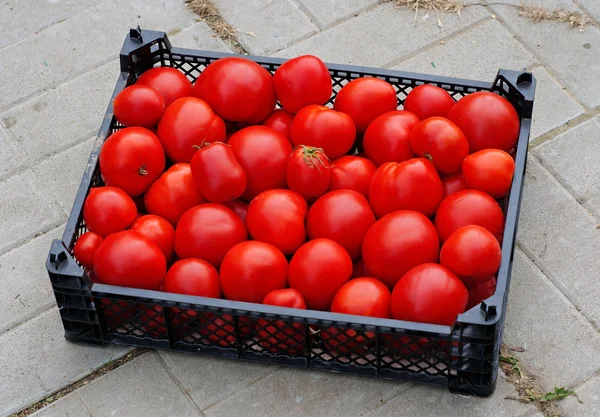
74,54 -> 519,330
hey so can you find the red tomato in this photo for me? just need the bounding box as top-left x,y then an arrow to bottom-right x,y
224,199 -> 249,223
440,225 -> 502,283
144,163 -> 205,226
351,258 -> 369,279
258,288 -> 306,354
409,117 -> 469,175
228,126 -> 292,200
130,214 -> 175,262
466,276 -> 497,310
220,241 -> 288,303
288,239 -> 353,310
94,230 -> 166,290
462,149 -> 515,198
363,111 -> 419,166
287,146 -> 331,200
331,278 -> 391,318
290,105 -> 355,159
368,159 -> 443,218
328,155 -> 376,198
262,109 -> 294,139
435,190 -> 505,242
441,172 -> 468,198
263,289 -> 306,309
447,91 -> 520,152
113,85 -> 165,128
163,258 -> 221,297
190,142 -> 247,203
99,127 -> 166,197
73,232 -> 103,270
136,67 -> 193,107
157,97 -> 226,163
306,190 -> 375,259
391,263 -> 468,326
362,210 -> 439,289
175,204 -> 247,268
83,187 -> 137,237
334,78 -> 398,132
192,57 -> 276,123
245,189 -> 307,255
273,55 -> 332,113
403,84 -> 455,120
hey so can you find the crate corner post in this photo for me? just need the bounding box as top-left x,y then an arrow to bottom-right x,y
119,27 -> 172,74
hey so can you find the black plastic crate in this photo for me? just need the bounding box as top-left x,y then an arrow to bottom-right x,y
46,28 -> 536,396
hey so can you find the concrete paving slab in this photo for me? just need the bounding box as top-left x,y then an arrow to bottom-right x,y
205,366 -> 409,417
76,353 -> 203,417
0,308 -> 128,417
0,0 -> 196,113
504,249 -> 600,390
30,393 -> 91,417
212,0 -> 319,55
0,124 -> 24,181
0,226 -> 63,335
171,21 -> 233,52
295,0 -> 380,28
0,170 -> 62,255
2,60 -> 118,163
559,373 -> 600,416
517,156 -> 600,329
160,352 -> 277,410
533,118 -> 600,219
274,2 -> 490,67
0,0 -> 104,49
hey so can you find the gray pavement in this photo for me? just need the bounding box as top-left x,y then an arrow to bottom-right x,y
1,1 -> 599,416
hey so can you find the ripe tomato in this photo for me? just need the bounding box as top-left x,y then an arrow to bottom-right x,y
334,78 -> 397,132
466,276 -> 497,310
136,67 -> 193,107
228,126 -> 292,200
99,127 -> 166,197
287,146 -> 331,200
83,187 -> 137,237
113,85 -> 165,128
328,155 -> 376,198
440,225 -> 502,283
190,142 -> 247,203
192,57 -> 276,123
273,55 -> 332,113
163,258 -> 221,298
220,241 -> 288,303
157,97 -> 226,163
224,199 -> 249,223
403,84 -> 454,120
391,263 -> 468,326
73,232 -> 103,270
462,149 -> 515,198
362,211 -> 439,289
94,230 -> 166,290
351,258 -> 369,279
258,288 -> 306,354
306,190 -> 375,259
175,204 -> 247,268
245,189 -> 307,255
144,163 -> 205,226
290,105 -> 355,159
409,117 -> 469,175
263,288 -> 306,309
331,278 -> 391,318
262,109 -> 294,139
441,172 -> 468,198
130,214 -> 175,262
363,111 -> 419,166
435,190 -> 505,242
447,91 -> 520,152
288,239 -> 352,310
368,159 -> 443,218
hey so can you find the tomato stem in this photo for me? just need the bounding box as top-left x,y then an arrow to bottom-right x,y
423,152 -> 433,162
299,145 -> 331,173
138,165 -> 148,176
